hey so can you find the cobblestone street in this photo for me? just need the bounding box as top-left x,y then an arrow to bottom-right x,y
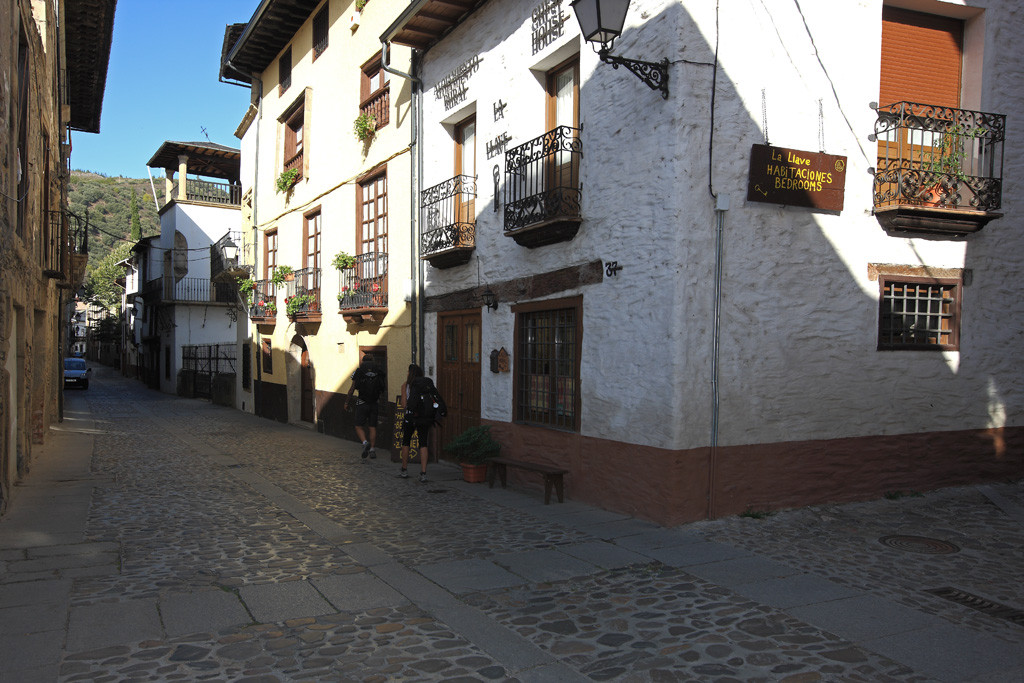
2,366 -> 1023,682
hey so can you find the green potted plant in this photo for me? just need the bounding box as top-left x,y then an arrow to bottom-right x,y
332,251 -> 356,270
920,124 -> 986,206
260,299 -> 277,317
276,168 -> 300,193
444,425 -> 501,483
353,112 -> 377,142
236,276 -> 255,305
271,265 -> 294,286
285,293 -> 316,317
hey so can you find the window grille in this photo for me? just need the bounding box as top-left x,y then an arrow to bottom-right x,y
313,6 -> 329,59
516,304 -> 580,430
879,277 -> 960,350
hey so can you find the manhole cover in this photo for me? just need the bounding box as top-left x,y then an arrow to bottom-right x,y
878,535 -> 960,554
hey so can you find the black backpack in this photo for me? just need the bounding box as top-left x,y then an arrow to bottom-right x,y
354,366 -> 384,403
406,377 -> 446,423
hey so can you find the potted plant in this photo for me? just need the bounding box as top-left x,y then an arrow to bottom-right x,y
262,300 -> 278,316
271,265 -> 294,286
332,251 -> 356,270
919,124 -> 985,206
444,425 -> 501,483
236,276 -> 255,305
353,112 -> 377,142
285,293 -> 316,317
276,168 -> 300,194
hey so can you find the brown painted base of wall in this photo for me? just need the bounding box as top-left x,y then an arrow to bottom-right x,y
316,389 -> 395,455
485,421 -> 1024,526
254,380 -> 288,422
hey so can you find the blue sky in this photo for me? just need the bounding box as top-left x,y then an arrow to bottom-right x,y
71,0 -> 257,178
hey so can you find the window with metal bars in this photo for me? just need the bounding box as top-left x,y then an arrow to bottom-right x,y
313,5 -> 329,59
279,47 -> 292,94
878,276 -> 960,350
514,298 -> 581,431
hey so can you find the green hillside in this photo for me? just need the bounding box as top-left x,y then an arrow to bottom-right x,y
68,171 -> 163,308
68,170 -> 162,266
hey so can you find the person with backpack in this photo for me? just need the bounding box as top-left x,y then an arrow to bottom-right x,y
345,354 -> 386,460
400,364 -> 446,482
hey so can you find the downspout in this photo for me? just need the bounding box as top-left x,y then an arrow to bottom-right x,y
381,40 -> 424,364
225,59 -> 263,415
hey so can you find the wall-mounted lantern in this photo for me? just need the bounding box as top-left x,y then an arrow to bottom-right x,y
571,0 -> 669,99
482,287 -> 498,311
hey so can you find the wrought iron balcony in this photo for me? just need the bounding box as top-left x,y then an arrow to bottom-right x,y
168,179 -> 242,206
161,276 -> 234,304
504,125 -> 582,248
872,101 -> 1005,235
421,175 -> 476,268
284,267 -> 321,321
248,280 -> 277,322
338,251 -> 388,322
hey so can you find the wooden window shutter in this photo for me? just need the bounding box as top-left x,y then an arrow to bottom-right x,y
880,7 -> 963,109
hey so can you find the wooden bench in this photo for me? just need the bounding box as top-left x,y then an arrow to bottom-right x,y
486,457 -> 567,504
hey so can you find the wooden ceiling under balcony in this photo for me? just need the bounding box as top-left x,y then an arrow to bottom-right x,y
384,0 -> 490,52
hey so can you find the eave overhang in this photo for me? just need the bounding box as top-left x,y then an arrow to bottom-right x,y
381,0 -> 490,53
146,141 -> 241,181
225,0 -> 321,77
64,0 -> 117,133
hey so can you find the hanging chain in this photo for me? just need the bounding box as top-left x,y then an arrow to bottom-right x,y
761,89 -> 770,145
818,99 -> 825,152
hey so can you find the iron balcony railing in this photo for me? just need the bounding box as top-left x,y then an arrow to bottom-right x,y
284,267 -> 321,317
249,279 -> 277,319
168,179 -> 242,206
161,276 -> 234,304
504,125 -> 582,233
872,101 -> 1005,211
421,175 -> 477,256
339,252 -> 388,311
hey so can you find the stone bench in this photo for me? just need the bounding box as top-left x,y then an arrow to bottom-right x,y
486,457 -> 567,504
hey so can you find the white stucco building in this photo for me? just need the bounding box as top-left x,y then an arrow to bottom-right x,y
383,0 -> 1023,523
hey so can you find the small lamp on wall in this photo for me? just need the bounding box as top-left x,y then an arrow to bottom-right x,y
222,242 -> 239,261
482,287 -> 498,311
570,0 -> 669,99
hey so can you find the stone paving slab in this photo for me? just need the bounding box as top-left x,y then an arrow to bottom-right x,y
160,589 -> 252,636
494,547 -> 601,583
789,593 -> 947,642
236,580 -> 335,623
645,538 -> 753,566
0,577 -> 71,608
729,572 -> 862,609
419,558 -> 525,594
556,540 -> 651,569
0,631 -> 62,678
861,621 -> 1024,682
682,554 -> 805,587
0,601 -> 66,634
66,599 -> 162,651
311,572 -> 408,611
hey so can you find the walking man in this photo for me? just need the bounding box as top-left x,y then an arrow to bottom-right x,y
345,354 -> 386,460
400,365 -> 446,482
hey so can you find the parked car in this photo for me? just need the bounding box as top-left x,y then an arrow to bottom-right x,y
63,357 -> 91,390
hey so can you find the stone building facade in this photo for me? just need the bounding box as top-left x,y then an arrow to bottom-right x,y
384,0 -> 1024,524
0,0 -> 114,514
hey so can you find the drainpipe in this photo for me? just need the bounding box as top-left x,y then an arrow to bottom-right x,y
225,60 -> 263,415
381,41 -> 424,364
708,194 -> 728,519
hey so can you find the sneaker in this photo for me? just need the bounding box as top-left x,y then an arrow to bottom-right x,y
368,449 -> 377,460
361,441 -> 370,460
399,468 -> 408,478
419,472 -> 428,483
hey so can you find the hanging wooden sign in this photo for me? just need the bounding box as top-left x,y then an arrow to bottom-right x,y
746,144 -> 847,212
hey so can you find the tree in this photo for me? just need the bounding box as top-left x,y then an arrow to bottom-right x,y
130,188 -> 142,241
84,242 -> 133,311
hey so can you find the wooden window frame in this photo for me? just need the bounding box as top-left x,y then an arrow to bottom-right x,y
281,95 -> 305,178
263,229 -> 278,281
303,209 -> 321,272
261,339 -> 273,374
546,56 -> 580,130
279,46 -> 292,95
313,4 -> 329,60
360,52 -> 390,129
512,296 -> 583,432
878,274 -> 962,351
356,167 -> 388,258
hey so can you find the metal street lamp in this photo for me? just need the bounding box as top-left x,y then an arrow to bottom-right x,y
570,0 -> 669,99
223,243 -> 239,261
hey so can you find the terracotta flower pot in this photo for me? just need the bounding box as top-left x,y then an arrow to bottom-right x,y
460,462 -> 488,483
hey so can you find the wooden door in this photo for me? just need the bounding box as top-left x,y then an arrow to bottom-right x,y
300,348 -> 314,423
546,58 -> 580,205
436,311 -> 481,453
